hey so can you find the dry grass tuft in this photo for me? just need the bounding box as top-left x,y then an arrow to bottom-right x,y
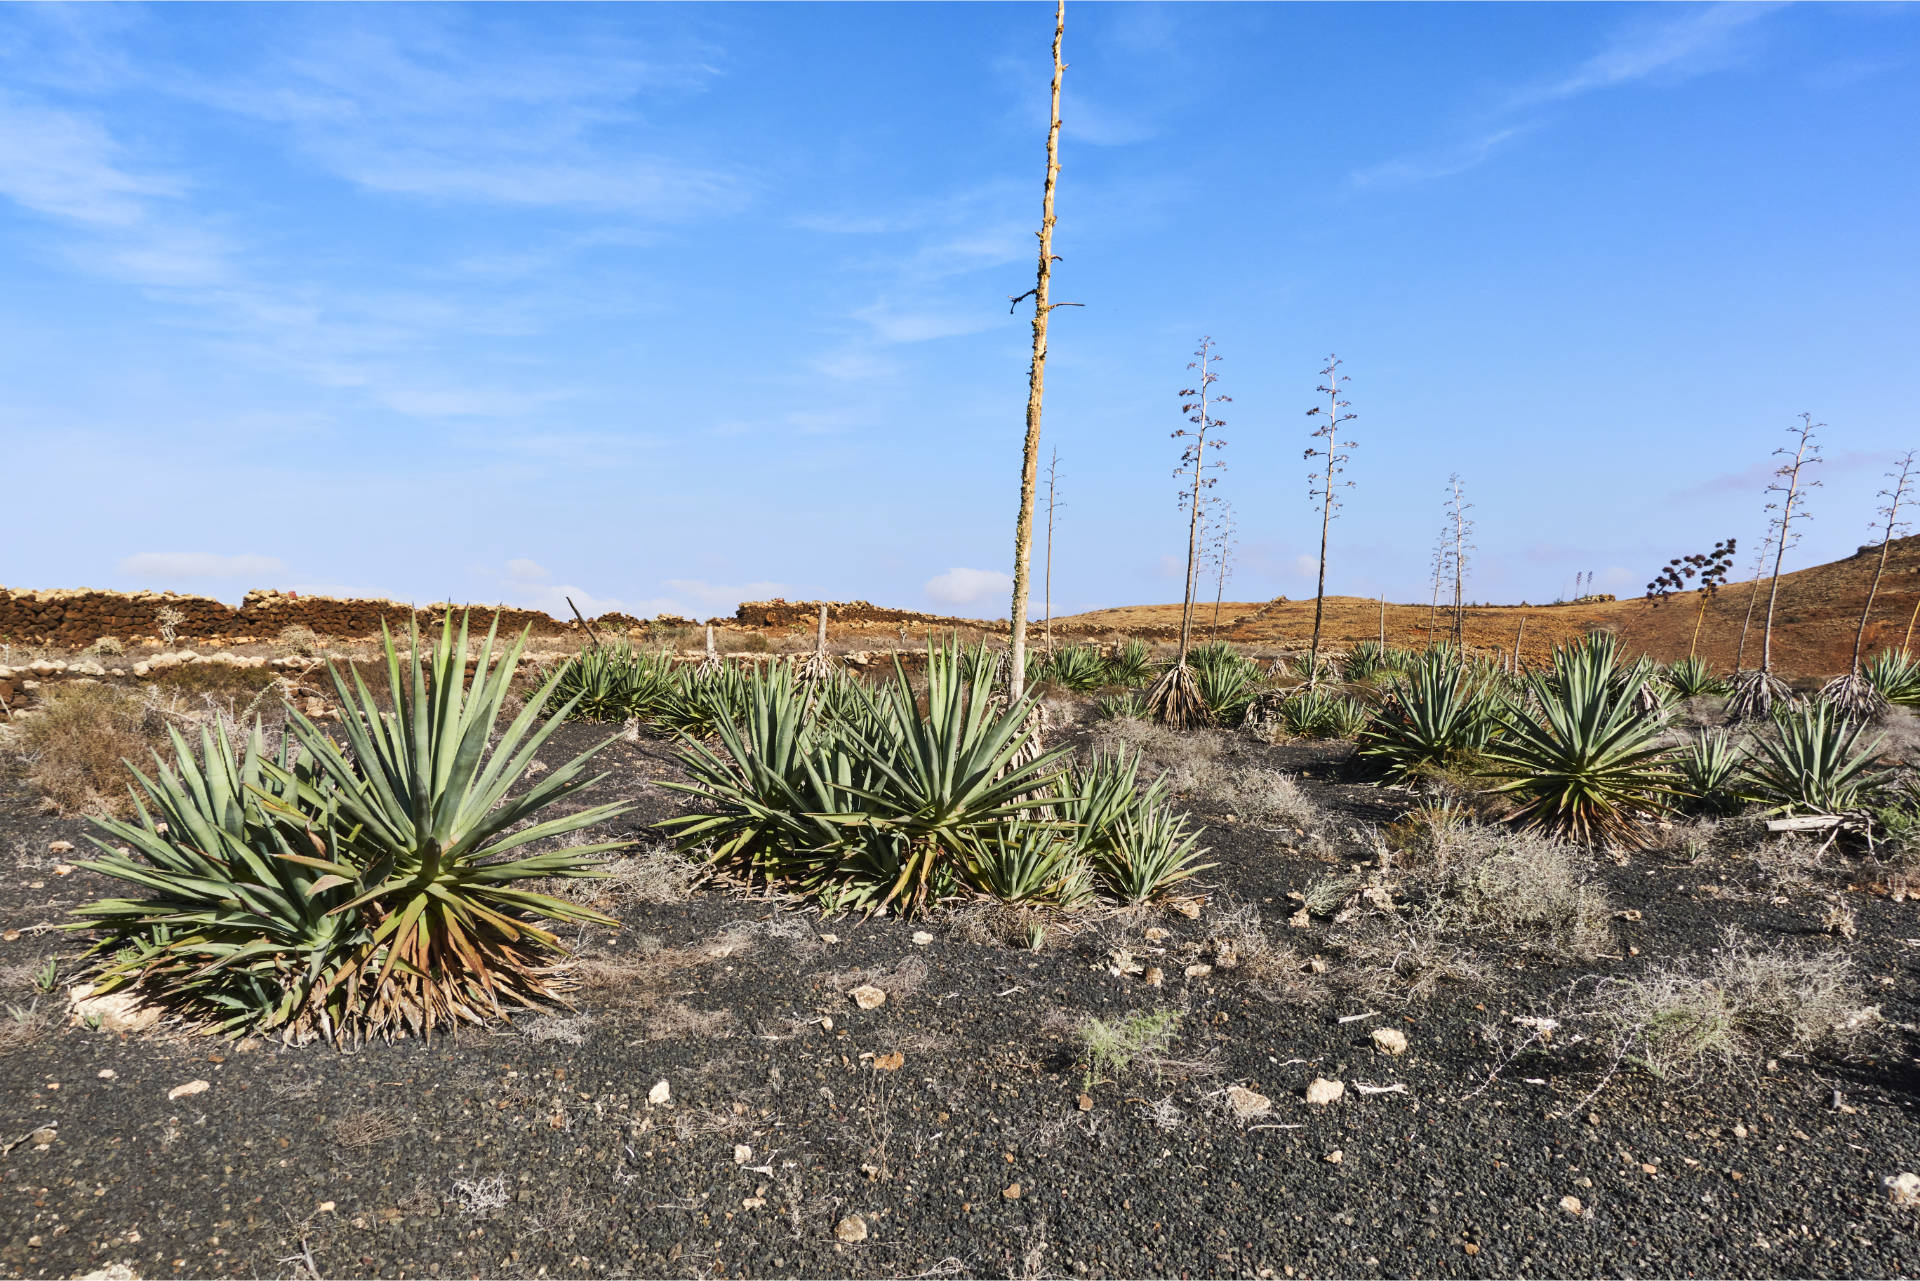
14,682 -> 165,816
331,1108 -> 411,1150
637,1000 -> 735,1042
555,843 -> 705,912
1207,902 -> 1327,1004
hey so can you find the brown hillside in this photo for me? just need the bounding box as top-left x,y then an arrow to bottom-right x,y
1051,536 -> 1920,678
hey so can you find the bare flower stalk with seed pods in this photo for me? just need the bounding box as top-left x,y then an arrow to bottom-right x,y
1644,538 -> 1737,659
1729,414 -> 1822,718
1303,354 -> 1357,688
1823,450 -> 1915,718
1145,336 -> 1228,728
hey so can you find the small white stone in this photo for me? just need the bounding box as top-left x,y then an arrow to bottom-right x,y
911,931 -> 934,946
167,1079 -> 210,1101
1887,1172 -> 1920,1208
733,1144 -> 753,1164
1371,1027 -> 1409,1056
834,1213 -> 869,1243
1559,1195 -> 1584,1216
850,985 -> 886,1010
1305,1077 -> 1345,1106
648,1079 -> 671,1106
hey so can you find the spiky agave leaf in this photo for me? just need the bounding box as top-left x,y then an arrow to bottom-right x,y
1676,727 -> 1751,815
825,641 -> 1071,916
1104,639 -> 1154,687
1745,701 -> 1895,817
1357,651 -> 1500,781
68,723 -> 369,1042
1093,804 -> 1214,904
1483,639 -> 1677,847
1664,655 -> 1725,699
1864,649 -> 1920,707
270,612 -> 632,1040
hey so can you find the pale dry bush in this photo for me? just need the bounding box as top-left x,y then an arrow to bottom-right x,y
13,682 -> 165,816
1208,902 -> 1326,1004
519,1012 -> 595,1044
637,1000 -> 735,1042
1086,719 -> 1231,793
555,843 -> 704,912
1547,928 -> 1878,1086
1331,824 -> 1611,1001
331,1108 -> 410,1150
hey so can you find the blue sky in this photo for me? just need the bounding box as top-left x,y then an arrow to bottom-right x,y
1,3 -> 1916,621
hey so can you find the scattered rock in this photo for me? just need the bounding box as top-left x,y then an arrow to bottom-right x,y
834,1214 -> 868,1243
48,840 -> 74,854
911,931 -> 934,946
78,1266 -> 138,1281
1168,898 -> 1202,920
819,933 -> 839,945
733,1145 -> 753,1165
1144,927 -> 1170,943
1077,1094 -> 1094,1112
1308,956 -> 1329,974
1288,908 -> 1311,929
850,985 -> 887,1010
1325,1149 -> 1343,1164
648,1079 -> 672,1106
1003,1182 -> 1022,1200
1371,1027 -> 1409,1056
1559,1195 -> 1584,1215
97,1069 -> 115,1080
26,1126 -> 56,1147
70,985 -> 160,1035
1143,966 -> 1165,988
167,1079 -> 210,1101
1305,1077 -> 1345,1106
1886,1172 -> 1920,1208
52,864 -> 73,876
872,1051 -> 904,1072
1184,963 -> 1214,980
1225,1085 -> 1272,1119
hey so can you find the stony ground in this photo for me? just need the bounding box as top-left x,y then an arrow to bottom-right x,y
3,703 -> 1919,1280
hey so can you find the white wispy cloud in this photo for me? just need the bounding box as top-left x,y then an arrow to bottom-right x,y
1352,4 -> 1777,191
120,552 -> 288,579
924,567 -> 1011,608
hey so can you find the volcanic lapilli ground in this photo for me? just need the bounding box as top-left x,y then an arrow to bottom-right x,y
3,703 -> 1919,1280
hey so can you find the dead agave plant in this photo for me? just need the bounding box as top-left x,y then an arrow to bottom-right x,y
798,604 -> 837,683
1821,451 -> 1915,722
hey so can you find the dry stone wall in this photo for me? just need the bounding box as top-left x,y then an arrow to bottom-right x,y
0,587 -> 603,648
734,599 -> 1005,632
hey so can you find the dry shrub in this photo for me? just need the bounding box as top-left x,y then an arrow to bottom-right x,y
1556,928 -> 1878,1086
638,1000 -> 735,1042
1087,719 -> 1231,793
554,844 -> 704,911
1330,824 -> 1611,1001
1740,833 -> 1835,893
331,1109 -> 410,1150
1428,826 -> 1613,958
824,955 -> 927,999
518,1012 -> 595,1044
1208,902 -> 1326,1004
15,683 -> 164,815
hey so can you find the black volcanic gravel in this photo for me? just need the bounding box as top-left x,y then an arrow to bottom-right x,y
3,718 -> 1919,1279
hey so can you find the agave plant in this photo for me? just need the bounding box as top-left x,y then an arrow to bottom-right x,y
1483,638 -> 1676,846
659,662 -> 863,878
1675,727 -> 1750,815
1105,638 -> 1154,687
1037,643 -> 1111,693
973,821 -> 1091,905
1865,649 -> 1920,707
1093,690 -> 1145,721
1093,804 -> 1213,904
1664,655 -> 1724,700
1745,701 -> 1896,816
73,615 -> 627,1043
654,662 -> 754,738
1819,671 -> 1891,724
1358,651 -> 1500,781
548,642 -> 675,722
1194,657 -> 1261,726
815,643 -> 1070,916
1341,641 -> 1388,683
1323,696 -> 1372,740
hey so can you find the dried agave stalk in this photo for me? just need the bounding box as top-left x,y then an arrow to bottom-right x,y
1818,670 -> 1889,724
798,604 -> 837,683
1725,667 -> 1794,721
698,624 -> 722,675
1144,662 -> 1206,730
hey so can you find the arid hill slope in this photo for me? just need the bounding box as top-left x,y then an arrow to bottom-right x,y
1053,536 -> 1920,678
